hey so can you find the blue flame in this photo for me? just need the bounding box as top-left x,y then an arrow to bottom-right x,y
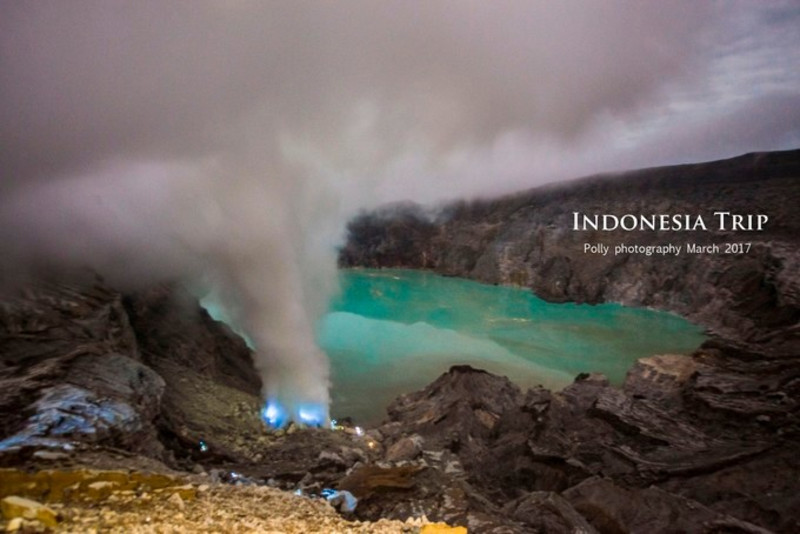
260,400 -> 327,429
260,402 -> 289,428
296,404 -> 327,427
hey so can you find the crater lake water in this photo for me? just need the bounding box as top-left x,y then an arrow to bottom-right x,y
320,268 -> 706,424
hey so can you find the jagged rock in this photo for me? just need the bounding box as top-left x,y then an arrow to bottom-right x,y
123,285 -> 259,396
563,477 -> 771,534
0,280 -> 145,447
385,435 -> 423,462
442,352 -> 799,532
340,446 -> 369,465
337,464 -> 524,532
623,354 -> 699,408
382,365 -> 523,462
561,372 -> 609,411
318,450 -> 347,467
503,491 -> 598,533
658,442 -> 800,532
0,376 -> 163,457
166,491 -> 185,510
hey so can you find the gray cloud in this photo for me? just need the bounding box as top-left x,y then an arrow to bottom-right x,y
1,1 -> 716,185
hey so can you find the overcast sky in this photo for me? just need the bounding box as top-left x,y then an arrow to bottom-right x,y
2,1 -> 798,204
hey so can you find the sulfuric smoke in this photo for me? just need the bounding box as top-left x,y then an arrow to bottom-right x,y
0,159 -> 337,426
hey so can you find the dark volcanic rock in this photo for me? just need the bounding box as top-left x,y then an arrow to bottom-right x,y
503,491 -> 598,534
0,277 -> 266,466
563,476 -> 771,534
337,463 -> 525,533
123,284 -> 260,396
376,358 -> 799,532
121,284 -> 266,465
0,279 -> 162,455
382,365 -> 523,459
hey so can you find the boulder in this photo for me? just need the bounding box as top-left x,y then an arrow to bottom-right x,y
0,496 -> 58,527
563,477 -> 771,534
385,435 -> 423,462
503,491 -> 598,533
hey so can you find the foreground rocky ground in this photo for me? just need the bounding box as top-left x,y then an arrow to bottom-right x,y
0,464 -> 452,533
1,274 -> 798,532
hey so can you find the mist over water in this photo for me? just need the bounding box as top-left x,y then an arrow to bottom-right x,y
319,269 -> 706,424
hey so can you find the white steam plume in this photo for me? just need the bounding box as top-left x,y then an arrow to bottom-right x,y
0,159 -> 337,424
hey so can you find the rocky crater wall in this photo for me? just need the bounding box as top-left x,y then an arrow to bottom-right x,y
340,149 -> 800,351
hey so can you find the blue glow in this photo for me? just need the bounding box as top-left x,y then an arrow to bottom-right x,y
260,400 -> 327,429
296,403 -> 326,427
260,401 -> 289,428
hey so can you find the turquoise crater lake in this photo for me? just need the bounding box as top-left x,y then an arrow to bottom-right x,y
320,269 -> 706,424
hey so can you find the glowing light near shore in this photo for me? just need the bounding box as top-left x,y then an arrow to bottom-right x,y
260,400 -> 327,429
297,404 -> 326,427
261,402 -> 288,428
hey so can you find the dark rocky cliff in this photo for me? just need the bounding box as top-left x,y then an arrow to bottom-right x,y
340,149 -> 800,350
0,277 -> 265,466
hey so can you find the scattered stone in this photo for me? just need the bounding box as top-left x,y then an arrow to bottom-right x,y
4,517 -> 22,532
318,450 -> 346,467
166,492 -> 185,510
385,435 -> 423,462
0,496 -> 58,528
0,468 -> 430,533
31,451 -> 70,462
85,481 -> 117,500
